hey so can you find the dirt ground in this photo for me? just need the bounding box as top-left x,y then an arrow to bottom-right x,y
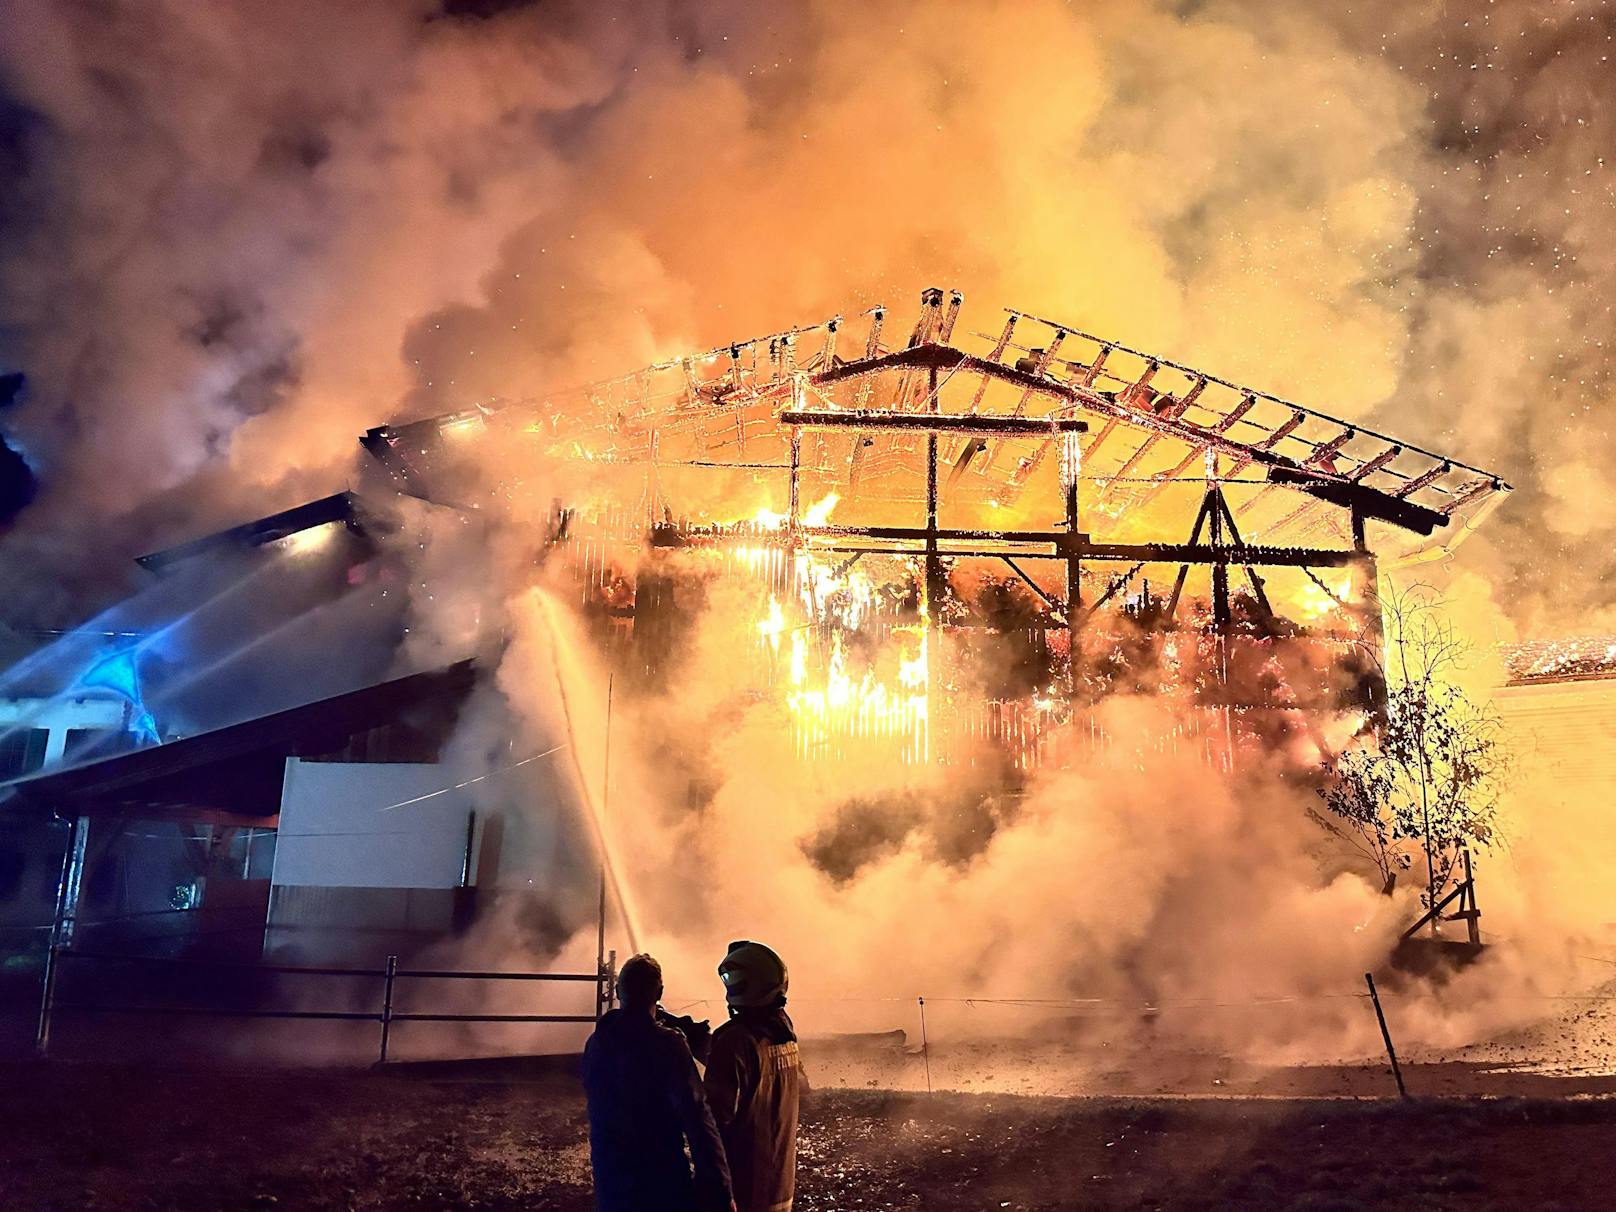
3,1056 -> 1615,1211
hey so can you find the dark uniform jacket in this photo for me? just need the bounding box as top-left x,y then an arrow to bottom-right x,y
703,1008 -> 803,1212
582,1009 -> 734,1212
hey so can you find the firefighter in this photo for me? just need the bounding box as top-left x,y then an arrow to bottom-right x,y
582,953 -> 735,1212
704,940 -> 804,1212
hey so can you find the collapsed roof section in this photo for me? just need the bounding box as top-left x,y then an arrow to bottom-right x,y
362,289 -> 1509,556
135,492 -> 370,574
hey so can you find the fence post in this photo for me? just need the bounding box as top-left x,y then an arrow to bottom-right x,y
1364,972 -> 1409,1100
378,955 -> 399,1064
35,940 -> 59,1056
1463,849 -> 1481,946
36,813 -> 88,1057
596,949 -> 617,1021
918,996 -> 932,1093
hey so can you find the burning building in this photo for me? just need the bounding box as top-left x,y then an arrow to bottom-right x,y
364,287 -> 1509,777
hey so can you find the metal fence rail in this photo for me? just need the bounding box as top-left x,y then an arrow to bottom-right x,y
36,945 -> 618,1063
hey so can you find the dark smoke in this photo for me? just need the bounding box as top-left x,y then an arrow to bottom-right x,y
803,771 -> 1022,886
0,372 -> 35,525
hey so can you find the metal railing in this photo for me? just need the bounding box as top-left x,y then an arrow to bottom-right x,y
35,945 -> 618,1063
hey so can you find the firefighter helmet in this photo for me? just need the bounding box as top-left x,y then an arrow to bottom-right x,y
718,939 -> 788,1008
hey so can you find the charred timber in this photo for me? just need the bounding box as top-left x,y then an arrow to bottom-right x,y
779,409 -> 1087,437
1265,466 -> 1449,536
795,526 -> 1361,568
1002,307 -> 1509,485
810,342 -> 1076,400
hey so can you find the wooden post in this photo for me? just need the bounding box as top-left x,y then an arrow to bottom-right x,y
788,427 -> 801,526
1348,501 -> 1386,703
1204,454 -> 1235,769
1463,849 -> 1481,945
378,954 -> 399,1064
1063,429 -> 1083,700
1364,972 -> 1408,1099
924,365 -> 944,764
787,423 -> 802,595
36,813 -> 88,1056
1208,459 -> 1231,628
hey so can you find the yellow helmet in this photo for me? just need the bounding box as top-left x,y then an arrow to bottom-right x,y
718,939 -> 788,1008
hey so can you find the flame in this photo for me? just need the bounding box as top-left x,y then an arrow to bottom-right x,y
754,548 -> 929,761
784,629 -> 929,761
734,545 -> 777,574
753,505 -> 788,529
748,491 -> 840,530
758,595 -> 786,652
802,492 -> 840,526
1296,571 -> 1354,621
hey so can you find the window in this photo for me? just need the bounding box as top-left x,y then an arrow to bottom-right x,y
299,718 -> 446,764
225,826 -> 278,879
0,729 -> 48,781
61,727 -> 138,762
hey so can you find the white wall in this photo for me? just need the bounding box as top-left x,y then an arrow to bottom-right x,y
270,758 -> 475,889
1497,677 -> 1616,792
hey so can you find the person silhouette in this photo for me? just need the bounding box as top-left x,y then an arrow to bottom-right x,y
583,953 -> 735,1212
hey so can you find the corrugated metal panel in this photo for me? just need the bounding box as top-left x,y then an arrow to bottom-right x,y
1497,679 -> 1616,791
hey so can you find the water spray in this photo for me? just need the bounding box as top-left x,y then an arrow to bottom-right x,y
534,589 -> 643,954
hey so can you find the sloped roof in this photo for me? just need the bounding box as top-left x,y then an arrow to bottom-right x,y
361,288 -> 1509,556
0,660 -> 478,820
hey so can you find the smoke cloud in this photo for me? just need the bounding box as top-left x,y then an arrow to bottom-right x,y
7,0 -> 1600,627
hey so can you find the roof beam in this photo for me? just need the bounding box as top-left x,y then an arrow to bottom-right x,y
1265,466 -> 1448,535
780,408 -> 1086,437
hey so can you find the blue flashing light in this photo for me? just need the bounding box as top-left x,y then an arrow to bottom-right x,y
75,647 -> 161,744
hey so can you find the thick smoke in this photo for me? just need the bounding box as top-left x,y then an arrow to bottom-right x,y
1321,1 -> 1616,631
8,0 -> 1601,625
0,0 -> 615,618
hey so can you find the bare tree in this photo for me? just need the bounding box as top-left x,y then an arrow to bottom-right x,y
1314,585 -> 1506,932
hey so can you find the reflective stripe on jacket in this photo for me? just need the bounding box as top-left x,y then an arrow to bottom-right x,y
704,1008 -> 803,1212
